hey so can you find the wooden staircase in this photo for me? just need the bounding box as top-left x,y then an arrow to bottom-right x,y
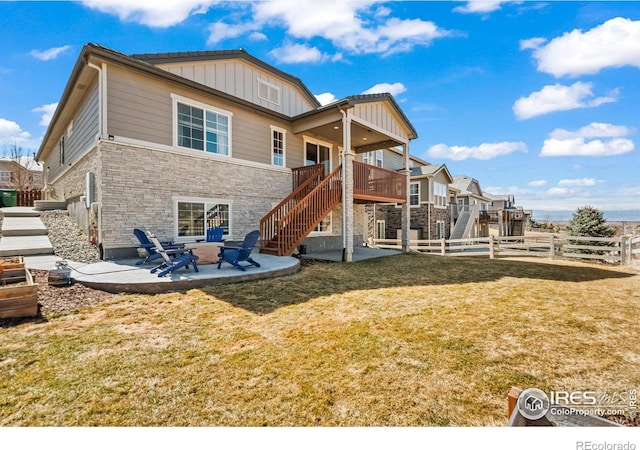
260,165 -> 342,256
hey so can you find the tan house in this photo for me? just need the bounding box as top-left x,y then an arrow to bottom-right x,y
450,175 -> 491,239
484,192 -> 530,237
35,43 -> 417,260
364,150 -> 457,242
0,159 -> 43,191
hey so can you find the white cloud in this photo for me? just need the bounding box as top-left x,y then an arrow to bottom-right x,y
513,82 -> 618,120
82,0 -> 216,27
519,37 -> 546,50
528,179 -> 547,187
524,17 -> 640,77
541,122 -> 635,157
557,178 -> 598,187
315,93 -> 337,106
207,20 -> 256,45
540,138 -> 634,157
32,103 -> 58,127
30,45 -> 72,61
427,141 -> 527,161
549,122 -> 633,140
453,0 -> 516,14
547,187 -> 569,196
270,43 -> 334,64
361,82 -> 406,97
0,118 -> 31,146
249,1 -> 456,57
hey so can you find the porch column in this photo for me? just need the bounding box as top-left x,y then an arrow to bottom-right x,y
401,142 -> 411,252
342,109 -> 354,262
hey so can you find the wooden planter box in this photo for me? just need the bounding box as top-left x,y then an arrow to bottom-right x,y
0,258 -> 38,319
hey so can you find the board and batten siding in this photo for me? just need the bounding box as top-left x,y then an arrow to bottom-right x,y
156,59 -> 316,117
353,102 -> 409,142
106,64 -> 305,168
46,80 -> 99,183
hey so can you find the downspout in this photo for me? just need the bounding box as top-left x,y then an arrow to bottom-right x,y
86,60 -> 106,257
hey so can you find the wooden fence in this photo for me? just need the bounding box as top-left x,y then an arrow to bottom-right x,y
374,234 -> 638,266
16,190 -> 42,207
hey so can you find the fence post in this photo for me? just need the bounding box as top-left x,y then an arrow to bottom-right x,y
489,234 -> 495,259
441,238 -> 446,256
620,236 -> 626,266
549,235 -> 555,259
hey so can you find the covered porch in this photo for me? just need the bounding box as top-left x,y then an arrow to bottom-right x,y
289,93 -> 418,262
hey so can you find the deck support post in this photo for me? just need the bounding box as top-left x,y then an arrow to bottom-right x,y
341,109 -> 354,262
401,142 -> 411,253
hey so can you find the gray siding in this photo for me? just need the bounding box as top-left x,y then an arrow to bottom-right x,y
158,59 -> 316,117
106,65 -> 305,169
382,149 -> 404,171
46,80 -> 99,183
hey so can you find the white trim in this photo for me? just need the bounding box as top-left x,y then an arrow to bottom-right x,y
173,196 -> 234,241
270,125 -> 287,167
303,136 -> 333,171
106,136 -> 290,175
171,93 -> 233,157
376,219 -> 386,240
409,182 -> 420,208
350,115 -> 409,146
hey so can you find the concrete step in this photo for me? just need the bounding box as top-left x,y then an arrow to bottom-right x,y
1,216 -> 48,236
0,207 -> 40,217
0,235 -> 54,257
34,200 -> 67,211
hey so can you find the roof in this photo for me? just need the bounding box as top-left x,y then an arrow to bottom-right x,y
130,48 -> 320,108
451,175 -> 490,200
410,164 -> 454,183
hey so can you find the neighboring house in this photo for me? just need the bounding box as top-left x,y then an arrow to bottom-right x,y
365,153 -> 456,242
484,192 -> 530,237
35,43 -> 417,260
450,175 -> 492,239
0,159 -> 43,191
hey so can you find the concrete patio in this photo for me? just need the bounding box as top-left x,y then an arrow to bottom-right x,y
25,253 -> 301,294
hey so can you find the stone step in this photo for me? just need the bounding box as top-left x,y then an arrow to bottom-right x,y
0,207 -> 40,217
33,200 -> 67,211
1,216 -> 48,236
0,235 -> 54,257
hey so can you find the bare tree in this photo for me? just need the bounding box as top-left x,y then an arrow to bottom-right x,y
1,143 -> 40,190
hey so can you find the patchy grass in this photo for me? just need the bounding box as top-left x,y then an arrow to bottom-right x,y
0,254 -> 638,426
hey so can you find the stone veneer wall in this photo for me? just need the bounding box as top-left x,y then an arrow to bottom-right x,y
98,141 -> 292,259
372,204 -> 451,240
46,146 -> 100,236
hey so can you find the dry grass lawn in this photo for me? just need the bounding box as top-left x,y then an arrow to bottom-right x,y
1,253 -> 639,426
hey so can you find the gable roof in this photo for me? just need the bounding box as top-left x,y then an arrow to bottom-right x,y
451,175 -> 487,199
130,48 -> 320,108
410,164 -> 453,183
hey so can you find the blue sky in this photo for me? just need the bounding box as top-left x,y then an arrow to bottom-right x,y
1,1 -> 639,219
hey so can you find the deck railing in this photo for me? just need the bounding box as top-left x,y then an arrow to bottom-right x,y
261,166 -> 342,256
292,164 -> 324,190
353,161 -> 406,203
260,164 -> 325,252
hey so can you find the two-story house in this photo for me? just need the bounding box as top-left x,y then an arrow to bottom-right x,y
35,44 -> 418,260
0,160 -> 43,191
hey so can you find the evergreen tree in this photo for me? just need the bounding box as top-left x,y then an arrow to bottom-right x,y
566,206 -> 615,238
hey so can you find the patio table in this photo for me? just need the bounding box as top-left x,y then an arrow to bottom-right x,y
184,242 -> 224,264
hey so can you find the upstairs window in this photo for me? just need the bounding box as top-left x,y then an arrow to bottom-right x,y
363,150 -> 383,167
174,95 -> 232,156
409,182 -> 420,206
258,79 -> 280,105
434,182 -> 448,208
271,126 -> 286,167
0,171 -> 11,183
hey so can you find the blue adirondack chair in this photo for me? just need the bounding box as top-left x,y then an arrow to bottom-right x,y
206,226 -> 225,242
217,230 -> 261,271
146,232 -> 199,278
133,228 -> 184,265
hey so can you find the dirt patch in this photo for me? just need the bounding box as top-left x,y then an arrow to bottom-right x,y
0,269 -> 116,327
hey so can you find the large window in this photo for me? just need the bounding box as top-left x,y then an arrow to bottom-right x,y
177,200 -> 230,240
363,150 -> 383,167
409,182 -> 420,206
174,95 -> 231,156
434,182 -> 448,208
271,126 -> 286,167
305,139 -> 331,176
